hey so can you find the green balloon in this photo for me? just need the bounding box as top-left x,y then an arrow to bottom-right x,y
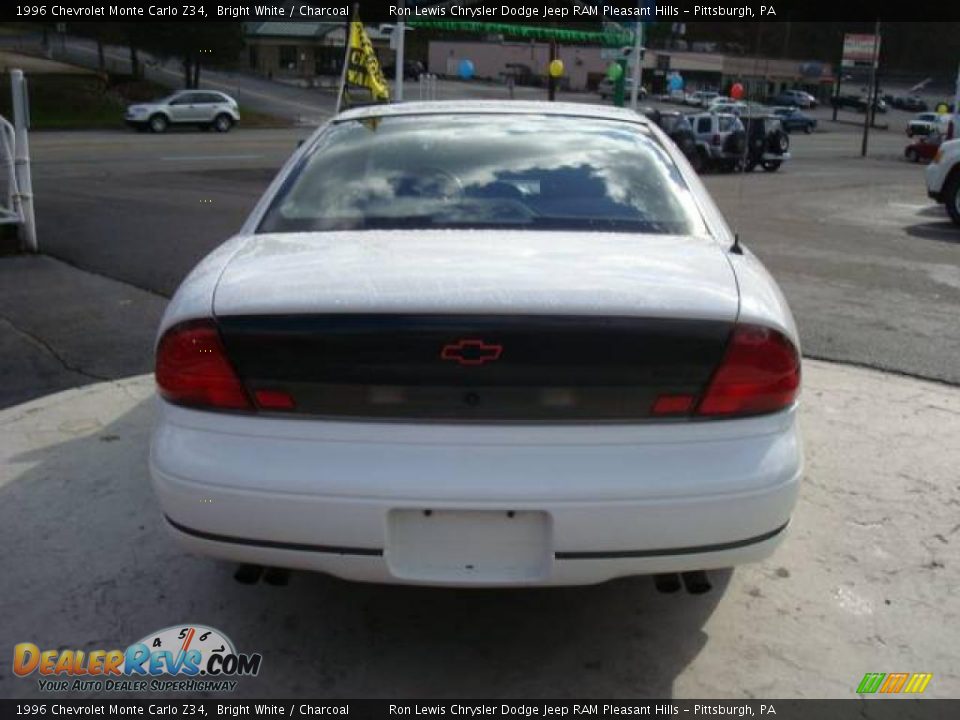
606,63 -> 623,81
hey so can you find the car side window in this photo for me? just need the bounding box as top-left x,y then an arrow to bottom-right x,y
697,117 -> 711,133
169,95 -> 191,106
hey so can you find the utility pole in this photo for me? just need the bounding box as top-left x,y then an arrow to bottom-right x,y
629,21 -> 643,110
860,20 -> 880,157
394,20 -> 405,102
548,39 -> 557,101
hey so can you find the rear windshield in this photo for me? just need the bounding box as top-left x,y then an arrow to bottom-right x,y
257,114 -> 707,236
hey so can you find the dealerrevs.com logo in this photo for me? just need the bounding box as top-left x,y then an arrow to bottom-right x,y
13,624 -> 261,693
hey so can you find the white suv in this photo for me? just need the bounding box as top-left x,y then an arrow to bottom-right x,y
925,138 -> 960,225
125,90 -> 240,133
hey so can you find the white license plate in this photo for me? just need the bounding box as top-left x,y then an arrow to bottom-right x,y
385,510 -> 551,583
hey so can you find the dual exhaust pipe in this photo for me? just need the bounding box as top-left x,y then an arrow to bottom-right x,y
234,564 -> 290,586
235,565 -> 711,593
654,571 -> 712,595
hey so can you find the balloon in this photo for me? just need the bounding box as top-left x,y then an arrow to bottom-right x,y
548,59 -> 564,78
667,73 -> 683,91
937,103 -> 949,114
730,82 -> 745,100
458,59 -> 475,80
606,63 -> 623,82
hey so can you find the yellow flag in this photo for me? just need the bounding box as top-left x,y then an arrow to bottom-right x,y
345,21 -> 389,103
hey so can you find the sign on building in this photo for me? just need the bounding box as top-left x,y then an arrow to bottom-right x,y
842,33 -> 881,69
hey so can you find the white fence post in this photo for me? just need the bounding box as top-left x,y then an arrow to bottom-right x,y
11,69 -> 36,253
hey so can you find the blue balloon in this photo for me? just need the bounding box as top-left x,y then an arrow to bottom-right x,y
458,59 -> 475,80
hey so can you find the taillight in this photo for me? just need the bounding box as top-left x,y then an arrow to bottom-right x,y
698,324 -> 800,417
712,133 -> 721,145
155,319 -> 252,410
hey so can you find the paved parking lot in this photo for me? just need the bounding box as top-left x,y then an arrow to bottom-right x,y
24,107 -> 960,389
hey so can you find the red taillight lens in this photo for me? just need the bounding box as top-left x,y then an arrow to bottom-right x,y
155,320 -> 252,410
253,389 -> 296,410
698,325 -> 800,417
712,133 -> 721,145
652,393 -> 696,416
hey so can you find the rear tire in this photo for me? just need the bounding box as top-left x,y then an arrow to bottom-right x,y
943,172 -> 960,226
761,160 -> 782,172
697,148 -> 711,174
804,124 -> 813,134
906,148 -> 919,163
148,114 -> 168,134
688,150 -> 704,173
213,114 -> 233,133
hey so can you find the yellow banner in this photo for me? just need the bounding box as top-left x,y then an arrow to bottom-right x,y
345,21 -> 389,103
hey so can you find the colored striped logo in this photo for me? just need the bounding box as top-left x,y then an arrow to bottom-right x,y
857,672 -> 933,694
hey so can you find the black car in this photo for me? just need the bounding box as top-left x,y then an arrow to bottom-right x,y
741,115 -> 790,172
887,95 -> 929,112
831,94 -> 888,113
382,60 -> 425,81
771,106 -> 817,134
641,108 -> 701,170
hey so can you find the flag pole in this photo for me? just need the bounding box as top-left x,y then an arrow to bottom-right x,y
335,5 -> 358,114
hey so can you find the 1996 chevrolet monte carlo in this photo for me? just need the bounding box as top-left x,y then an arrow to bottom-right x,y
149,101 -> 802,588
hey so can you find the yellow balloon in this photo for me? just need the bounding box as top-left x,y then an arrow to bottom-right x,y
937,103 -> 950,114
548,59 -> 564,78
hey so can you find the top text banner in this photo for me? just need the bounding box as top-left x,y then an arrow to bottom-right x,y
9,0 -> 960,22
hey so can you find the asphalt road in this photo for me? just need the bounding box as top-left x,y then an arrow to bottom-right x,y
29,110 -> 960,386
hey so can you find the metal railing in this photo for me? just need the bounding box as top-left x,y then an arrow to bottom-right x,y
0,70 -> 37,252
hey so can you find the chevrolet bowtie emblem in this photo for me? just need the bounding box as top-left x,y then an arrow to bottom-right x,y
440,339 -> 503,366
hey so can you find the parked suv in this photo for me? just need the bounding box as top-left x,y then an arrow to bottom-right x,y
642,108 -> 700,170
741,115 -> 791,172
124,90 -> 240,133
689,112 -> 746,172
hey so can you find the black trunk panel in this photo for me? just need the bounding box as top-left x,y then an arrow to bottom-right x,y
217,314 -> 732,421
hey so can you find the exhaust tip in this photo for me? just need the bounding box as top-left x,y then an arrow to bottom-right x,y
654,573 -> 682,594
234,564 -> 264,585
681,570 -> 712,595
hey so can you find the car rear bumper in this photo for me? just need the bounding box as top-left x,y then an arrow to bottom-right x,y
149,401 -> 803,587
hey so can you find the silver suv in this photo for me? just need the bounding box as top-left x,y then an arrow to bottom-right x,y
124,90 -> 240,133
689,112 -> 746,172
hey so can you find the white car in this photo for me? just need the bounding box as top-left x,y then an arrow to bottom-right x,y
926,137 -> 960,225
150,102 -> 802,589
125,90 -> 240,133
686,90 -> 720,107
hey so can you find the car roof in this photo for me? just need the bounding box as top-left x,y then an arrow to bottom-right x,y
335,100 -> 652,126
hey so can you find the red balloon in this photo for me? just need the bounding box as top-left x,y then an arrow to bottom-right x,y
731,83 -> 745,100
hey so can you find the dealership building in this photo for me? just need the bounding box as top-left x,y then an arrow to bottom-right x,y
427,40 -> 835,99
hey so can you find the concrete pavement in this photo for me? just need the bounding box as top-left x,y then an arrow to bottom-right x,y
1,360 -> 957,699
0,255 -> 166,408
